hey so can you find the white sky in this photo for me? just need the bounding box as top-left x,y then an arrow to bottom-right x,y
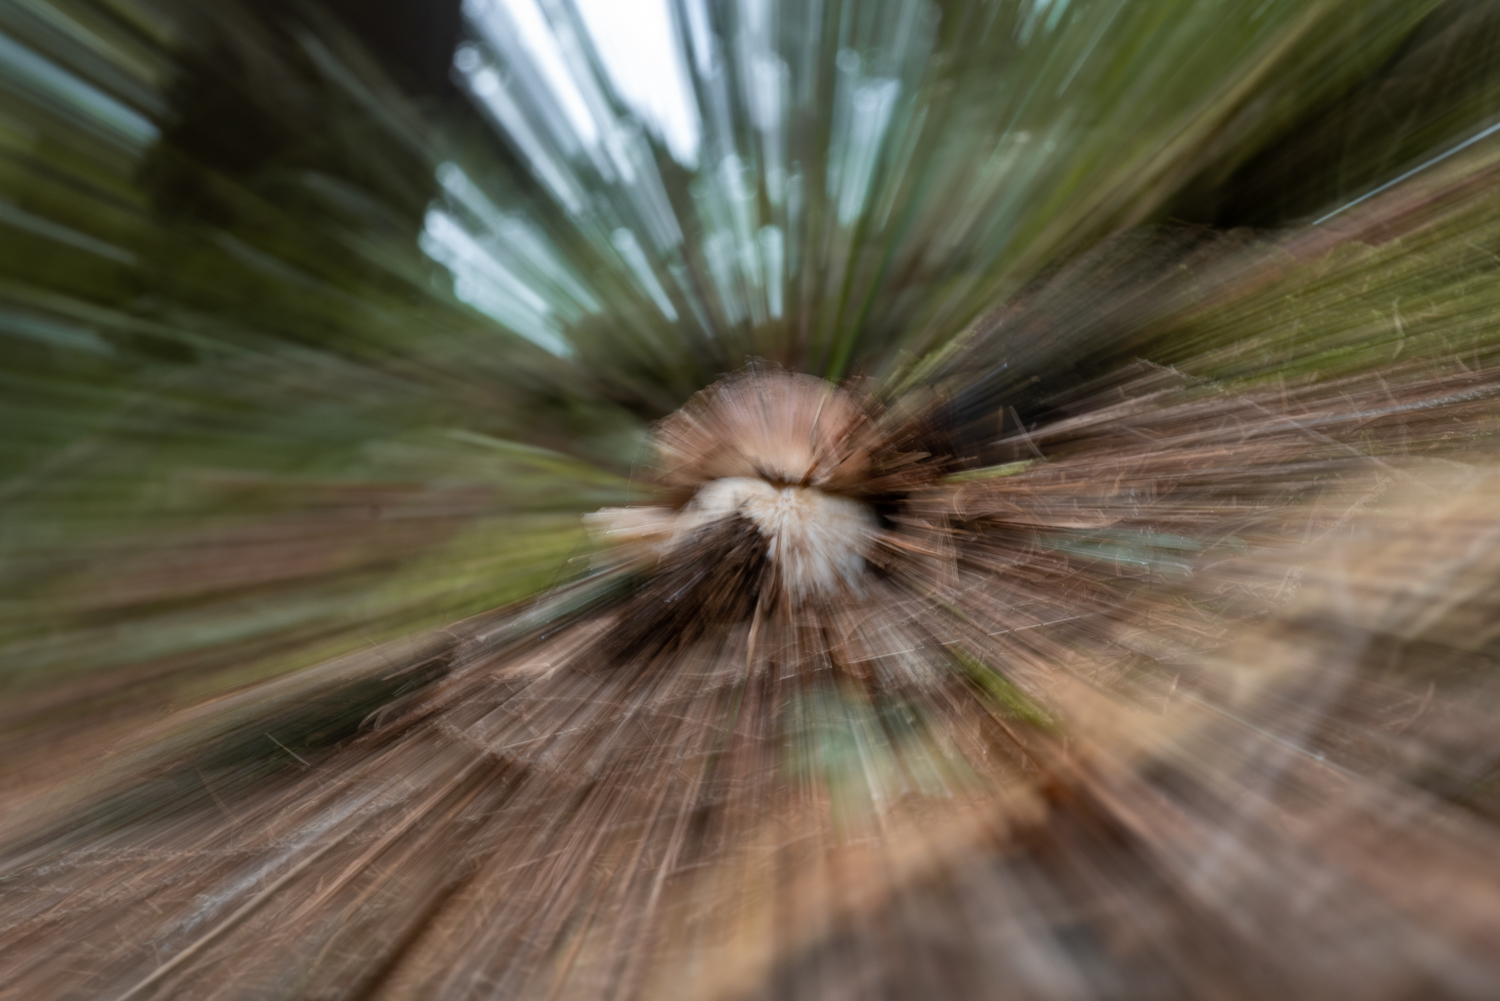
572,0 -> 702,167
484,0 -> 599,147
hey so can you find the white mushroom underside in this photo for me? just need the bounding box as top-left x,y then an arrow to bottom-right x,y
589,479 -> 878,601
685,477 -> 876,600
